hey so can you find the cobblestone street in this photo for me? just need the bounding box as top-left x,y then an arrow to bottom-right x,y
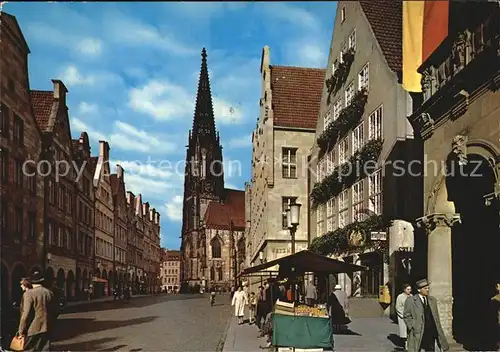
52,294 -> 231,351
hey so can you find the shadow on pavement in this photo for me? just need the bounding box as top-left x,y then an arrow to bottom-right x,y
63,294 -> 202,314
52,337 -> 118,351
53,316 -> 158,342
387,333 -> 403,349
333,328 -> 362,336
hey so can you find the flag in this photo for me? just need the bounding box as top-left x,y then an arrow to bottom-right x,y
403,0 -> 450,92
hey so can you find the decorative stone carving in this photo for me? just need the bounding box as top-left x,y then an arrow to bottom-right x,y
421,69 -> 432,101
452,31 -> 467,73
451,135 -> 468,165
416,213 -> 461,233
419,112 -> 435,137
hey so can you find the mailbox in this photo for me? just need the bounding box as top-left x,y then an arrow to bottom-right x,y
379,285 -> 391,304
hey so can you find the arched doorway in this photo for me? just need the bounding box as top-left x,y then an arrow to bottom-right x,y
45,267 -> 55,288
448,153 -> 500,350
66,270 -> 75,300
11,264 -> 27,305
56,269 -> 65,296
75,268 -> 82,299
2,262 -> 10,306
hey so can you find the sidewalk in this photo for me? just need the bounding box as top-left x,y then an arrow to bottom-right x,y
66,293 -> 154,307
222,317 -> 267,352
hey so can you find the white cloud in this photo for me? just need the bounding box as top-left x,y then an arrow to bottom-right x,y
77,102 -> 99,115
262,3 -> 320,31
292,41 -> 327,68
125,174 -> 175,196
60,65 -> 96,86
71,118 -> 178,154
227,134 -> 252,149
110,159 -> 174,179
164,195 -> 183,222
76,38 -> 103,57
213,98 -> 243,124
104,13 -> 197,56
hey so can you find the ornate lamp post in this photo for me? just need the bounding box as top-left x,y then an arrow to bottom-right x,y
286,202 -> 302,255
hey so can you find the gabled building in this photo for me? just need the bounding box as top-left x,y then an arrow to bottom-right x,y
245,46 -> 325,290
160,248 -> 181,293
133,193 -> 145,292
72,132 -> 95,299
93,141 -> 114,296
0,12 -> 45,305
126,190 -> 141,293
308,0 -> 422,302
142,202 -> 161,292
180,48 -> 245,290
31,80 -> 79,299
110,165 -> 128,291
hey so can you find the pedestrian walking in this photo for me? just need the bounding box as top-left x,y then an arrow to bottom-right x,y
305,279 -> 317,306
17,271 -> 58,351
255,285 -> 265,329
491,278 -> 500,350
231,286 -> 248,325
396,283 -> 413,349
248,292 -> 257,324
403,279 -> 449,352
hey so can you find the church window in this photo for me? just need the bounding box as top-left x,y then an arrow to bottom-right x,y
217,267 -> 223,281
211,238 -> 221,258
210,267 -> 215,281
282,147 -> 297,179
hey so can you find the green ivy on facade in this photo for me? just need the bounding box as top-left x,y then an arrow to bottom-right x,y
325,48 -> 355,104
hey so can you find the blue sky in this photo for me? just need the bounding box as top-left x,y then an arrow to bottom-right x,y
5,1 -> 336,250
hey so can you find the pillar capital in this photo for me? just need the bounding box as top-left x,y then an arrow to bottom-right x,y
416,213 -> 461,233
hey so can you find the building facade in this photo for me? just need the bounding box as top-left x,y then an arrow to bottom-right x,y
142,202 -> 161,293
31,80 -> 79,299
308,1 -> 421,300
72,132 -> 95,299
93,141 -> 114,296
161,249 -> 181,292
408,5 -> 499,348
110,165 -> 128,291
132,194 -> 146,292
0,12 -> 45,306
180,48 -> 245,291
245,46 -> 325,291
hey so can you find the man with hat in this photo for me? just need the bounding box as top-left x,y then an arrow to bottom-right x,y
17,271 -> 58,351
403,279 -> 449,352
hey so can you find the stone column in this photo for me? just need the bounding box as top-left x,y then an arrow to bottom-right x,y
417,212 -> 460,339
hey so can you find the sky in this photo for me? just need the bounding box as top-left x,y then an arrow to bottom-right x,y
4,1 -> 337,250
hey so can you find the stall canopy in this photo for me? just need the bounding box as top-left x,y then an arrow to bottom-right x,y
239,250 -> 366,277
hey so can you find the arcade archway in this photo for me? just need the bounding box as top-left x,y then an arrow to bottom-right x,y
66,270 -> 75,300
56,269 -> 65,295
45,267 -> 55,288
11,264 -> 27,305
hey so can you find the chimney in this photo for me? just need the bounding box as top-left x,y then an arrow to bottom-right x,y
117,164 -> 124,179
136,194 -> 142,215
99,140 -> 110,161
51,79 -> 68,103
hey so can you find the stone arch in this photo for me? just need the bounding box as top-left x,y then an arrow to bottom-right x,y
2,262 -> 10,303
56,269 -> 65,293
95,268 -> 101,279
211,236 -> 222,258
76,267 -> 82,297
426,174 -> 457,215
66,270 -> 75,299
11,264 -> 28,305
45,267 -> 55,287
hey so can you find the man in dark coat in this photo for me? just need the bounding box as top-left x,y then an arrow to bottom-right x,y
403,279 -> 449,352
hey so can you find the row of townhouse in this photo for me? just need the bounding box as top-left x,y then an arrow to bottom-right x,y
0,11 -> 162,304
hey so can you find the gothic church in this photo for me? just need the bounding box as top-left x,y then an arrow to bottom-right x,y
180,49 -> 245,290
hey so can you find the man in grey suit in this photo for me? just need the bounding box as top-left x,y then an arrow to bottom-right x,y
403,279 -> 449,352
18,271 -> 58,351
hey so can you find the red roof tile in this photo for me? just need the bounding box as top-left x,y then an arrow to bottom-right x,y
270,66 -> 325,130
359,0 -> 402,73
30,90 -> 53,131
204,188 -> 245,230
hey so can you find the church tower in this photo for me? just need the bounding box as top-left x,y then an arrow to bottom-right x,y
181,48 -> 225,285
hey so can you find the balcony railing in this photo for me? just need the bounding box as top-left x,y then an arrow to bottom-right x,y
419,9 -> 499,104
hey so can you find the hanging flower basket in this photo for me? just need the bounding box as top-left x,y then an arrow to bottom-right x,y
325,48 -> 355,104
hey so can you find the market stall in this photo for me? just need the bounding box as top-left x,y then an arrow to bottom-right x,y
239,250 -> 365,350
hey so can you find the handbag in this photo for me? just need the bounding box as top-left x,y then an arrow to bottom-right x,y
10,334 -> 25,351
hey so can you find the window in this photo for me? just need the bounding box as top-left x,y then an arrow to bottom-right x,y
27,166 -> 36,194
333,99 -> 342,121
211,238 -> 221,258
323,110 -> 332,130
28,211 -> 36,242
326,149 -> 335,175
339,190 -> 349,228
66,227 -> 71,250
358,63 -> 369,91
14,160 -> 23,187
338,138 -> 348,164
48,181 -> 55,204
210,267 -> 215,281
369,170 -> 383,215
1,104 -> 9,137
13,115 -> 24,146
0,149 -> 8,183
282,148 -> 297,179
316,205 -> 325,236
348,30 -> 356,50
316,159 -> 325,183
341,6 -> 346,23
326,198 -> 336,232
352,123 -> 364,154
15,206 -> 22,241
340,44 -> 347,63
345,82 -> 354,107
282,197 -> 297,228
369,105 -> 383,140
352,180 -> 364,222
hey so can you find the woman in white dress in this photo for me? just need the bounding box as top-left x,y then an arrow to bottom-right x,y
396,283 -> 412,349
231,286 -> 248,325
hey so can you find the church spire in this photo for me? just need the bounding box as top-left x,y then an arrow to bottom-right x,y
192,48 -> 216,138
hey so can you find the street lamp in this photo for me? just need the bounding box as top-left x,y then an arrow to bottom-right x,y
286,202 -> 302,255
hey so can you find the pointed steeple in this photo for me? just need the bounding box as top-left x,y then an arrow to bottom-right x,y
192,48 -> 216,138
